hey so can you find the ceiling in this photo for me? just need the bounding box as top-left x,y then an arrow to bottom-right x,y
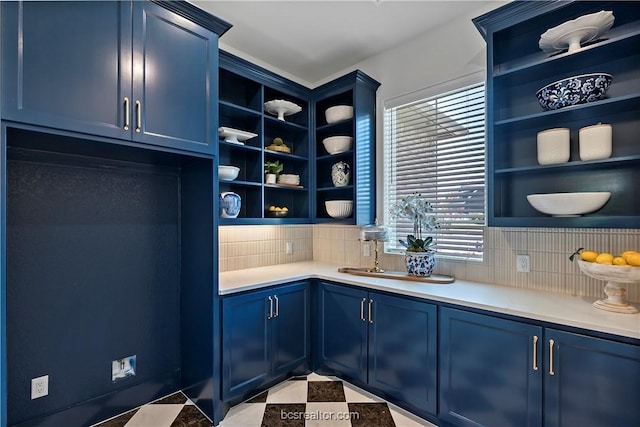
193,0 -> 498,86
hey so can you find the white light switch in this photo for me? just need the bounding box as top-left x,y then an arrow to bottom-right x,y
286,241 -> 293,254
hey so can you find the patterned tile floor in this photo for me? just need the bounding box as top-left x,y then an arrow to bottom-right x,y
95,373 -> 437,427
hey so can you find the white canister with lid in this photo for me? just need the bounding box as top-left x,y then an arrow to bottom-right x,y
537,128 -> 570,165
579,123 -> 612,161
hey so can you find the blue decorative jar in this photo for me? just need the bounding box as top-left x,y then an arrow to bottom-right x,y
220,192 -> 241,218
405,251 -> 436,277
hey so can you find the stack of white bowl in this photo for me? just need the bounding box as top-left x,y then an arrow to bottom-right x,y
278,174 -> 300,186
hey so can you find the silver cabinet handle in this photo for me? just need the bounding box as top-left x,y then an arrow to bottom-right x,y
532,335 -> 539,371
549,339 -> 555,376
360,298 -> 366,321
123,97 -> 130,130
135,100 -> 141,133
274,295 -> 279,318
368,299 -> 373,323
267,296 -> 273,320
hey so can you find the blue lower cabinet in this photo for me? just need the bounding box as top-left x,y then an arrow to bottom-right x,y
317,282 -> 368,383
439,307 -> 543,427
368,292 -> 437,415
544,329 -> 640,427
222,282 -> 310,401
317,282 -> 437,415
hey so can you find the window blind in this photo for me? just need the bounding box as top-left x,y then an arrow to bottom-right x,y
383,82 -> 485,261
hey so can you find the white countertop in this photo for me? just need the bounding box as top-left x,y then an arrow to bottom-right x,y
219,261 -> 640,340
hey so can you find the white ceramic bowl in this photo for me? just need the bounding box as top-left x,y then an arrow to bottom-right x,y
325,200 -> 353,219
218,165 -> 240,181
322,136 -> 352,155
325,105 -> 353,124
526,192 -> 610,217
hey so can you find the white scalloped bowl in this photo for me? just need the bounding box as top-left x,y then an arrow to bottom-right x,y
526,192 -> 610,217
218,165 -> 240,181
322,136 -> 352,155
325,200 -> 353,219
325,105 -> 353,124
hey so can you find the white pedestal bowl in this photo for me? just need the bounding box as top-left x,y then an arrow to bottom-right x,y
577,260 -> 640,314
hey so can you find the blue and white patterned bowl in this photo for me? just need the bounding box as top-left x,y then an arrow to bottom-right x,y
405,251 -> 436,277
536,73 -> 612,111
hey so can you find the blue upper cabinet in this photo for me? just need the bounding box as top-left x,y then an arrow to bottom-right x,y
1,1 -> 131,139
473,1 -> 640,228
1,1 -> 231,155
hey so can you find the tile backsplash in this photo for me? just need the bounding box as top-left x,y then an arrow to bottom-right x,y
220,225 -> 640,303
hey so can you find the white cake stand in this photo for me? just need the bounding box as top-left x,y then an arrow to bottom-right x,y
218,127 -> 258,144
577,260 -> 640,314
264,99 -> 302,121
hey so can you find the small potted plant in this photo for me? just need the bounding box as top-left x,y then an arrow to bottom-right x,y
264,160 -> 283,184
389,193 -> 439,276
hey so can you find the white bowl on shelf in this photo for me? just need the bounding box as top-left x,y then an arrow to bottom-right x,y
218,165 -> 240,181
325,105 -> 353,124
325,200 -> 353,219
526,192 -> 610,217
322,136 -> 352,155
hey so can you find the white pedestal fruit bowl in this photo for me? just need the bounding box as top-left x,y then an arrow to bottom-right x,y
577,260 -> 640,314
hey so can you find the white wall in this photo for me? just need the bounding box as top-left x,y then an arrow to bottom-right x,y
313,0 -> 508,220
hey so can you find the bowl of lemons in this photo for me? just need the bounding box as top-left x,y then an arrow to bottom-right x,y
266,205 -> 289,218
574,249 -> 640,314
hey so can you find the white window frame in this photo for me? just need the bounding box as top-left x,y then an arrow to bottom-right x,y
383,75 -> 486,261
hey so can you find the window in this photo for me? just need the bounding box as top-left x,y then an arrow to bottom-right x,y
383,82 -> 485,261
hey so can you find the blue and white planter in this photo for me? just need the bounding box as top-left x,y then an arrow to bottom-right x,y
405,251 -> 436,277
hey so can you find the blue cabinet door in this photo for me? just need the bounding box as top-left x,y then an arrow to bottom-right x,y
368,292 -> 437,415
1,1 -> 132,139
221,288 -> 270,401
317,282 -> 368,383
272,282 -> 310,376
132,2 -> 217,154
544,329 -> 640,427
439,307 -> 543,427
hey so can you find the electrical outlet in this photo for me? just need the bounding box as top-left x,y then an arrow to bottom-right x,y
31,375 -> 49,399
112,355 -> 136,382
285,241 -> 293,255
363,243 -> 371,257
516,254 -> 530,272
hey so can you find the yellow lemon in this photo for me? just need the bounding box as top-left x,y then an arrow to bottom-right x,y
580,250 -> 599,262
627,253 -> 640,267
613,257 -> 628,266
595,253 -> 614,264
621,250 -> 639,262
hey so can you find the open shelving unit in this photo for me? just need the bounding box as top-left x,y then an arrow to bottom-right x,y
218,54 -> 311,224
474,0 -> 640,228
218,52 -> 380,226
